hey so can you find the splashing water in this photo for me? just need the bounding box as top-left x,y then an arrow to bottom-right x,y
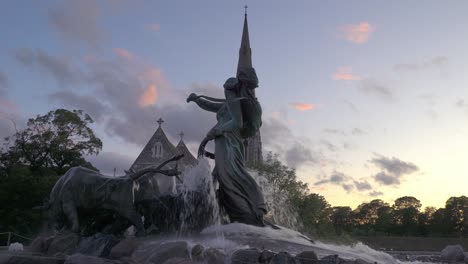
139,160 -> 440,264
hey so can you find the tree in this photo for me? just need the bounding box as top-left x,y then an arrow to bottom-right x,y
392,196 -> 421,235
352,199 -> 389,235
444,196 -> 468,237
331,206 -> 352,235
2,109 -> 102,174
298,193 -> 333,236
0,109 -> 101,237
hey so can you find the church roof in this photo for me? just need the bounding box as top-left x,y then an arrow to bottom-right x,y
130,119 -> 177,171
176,136 -> 198,167
237,9 -> 252,75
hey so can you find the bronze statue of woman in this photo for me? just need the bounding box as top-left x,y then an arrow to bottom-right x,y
187,67 -> 266,227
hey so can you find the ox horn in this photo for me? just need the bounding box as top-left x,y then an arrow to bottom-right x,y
129,154 -> 184,180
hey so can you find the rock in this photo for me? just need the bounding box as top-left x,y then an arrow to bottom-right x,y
30,235 -> 54,254
191,244 -> 204,262
441,244 -> 465,263
133,241 -> 189,263
109,238 -> 138,259
354,259 -> 373,264
231,248 -> 261,264
317,254 -> 340,264
259,250 -> 275,263
7,243 -> 23,252
76,233 -> 119,257
296,251 -> 318,264
0,255 -> 65,264
64,253 -> 115,264
269,252 -> 296,264
162,258 -> 194,264
204,248 -> 225,264
47,232 -> 80,256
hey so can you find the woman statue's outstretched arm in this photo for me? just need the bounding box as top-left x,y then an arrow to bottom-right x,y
187,93 -> 223,113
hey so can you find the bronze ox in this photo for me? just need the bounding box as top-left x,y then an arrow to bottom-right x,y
44,155 -> 183,236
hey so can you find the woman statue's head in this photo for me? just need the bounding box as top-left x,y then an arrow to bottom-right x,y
223,77 -> 239,90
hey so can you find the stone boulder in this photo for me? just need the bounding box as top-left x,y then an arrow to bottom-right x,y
162,258 -> 195,264
231,248 -> 261,264
75,233 -> 119,257
296,251 -> 318,264
190,244 -> 205,262
0,255 -> 65,264
269,252 -> 296,264
204,248 -> 225,264
29,235 -> 54,254
109,238 -> 138,259
64,254 -> 115,264
47,232 -> 80,257
441,244 -> 465,263
132,241 -> 189,263
259,250 -> 275,263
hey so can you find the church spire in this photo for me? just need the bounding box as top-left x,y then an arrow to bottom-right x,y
237,5 -> 252,76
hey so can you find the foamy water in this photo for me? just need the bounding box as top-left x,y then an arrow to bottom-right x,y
154,160 -> 441,264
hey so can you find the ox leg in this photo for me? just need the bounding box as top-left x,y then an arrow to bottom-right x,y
62,202 -> 79,233
121,210 -> 145,237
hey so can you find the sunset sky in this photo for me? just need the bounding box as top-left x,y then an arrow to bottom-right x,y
1,1 -> 467,209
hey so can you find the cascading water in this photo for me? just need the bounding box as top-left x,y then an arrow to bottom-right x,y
136,160 -> 439,264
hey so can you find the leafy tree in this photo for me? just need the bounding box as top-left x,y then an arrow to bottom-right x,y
0,109 -> 101,237
444,196 -> 468,237
298,193 -> 333,236
2,109 -> 101,174
352,199 -> 389,235
331,206 -> 352,235
392,196 -> 421,235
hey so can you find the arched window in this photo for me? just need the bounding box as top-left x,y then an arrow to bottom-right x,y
152,142 -> 163,158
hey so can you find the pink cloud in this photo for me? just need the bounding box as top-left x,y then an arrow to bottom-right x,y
332,67 -> 361,81
114,48 -> 134,60
290,103 -> 316,111
139,84 -> 158,107
147,23 -> 161,32
339,22 -> 375,44
0,98 -> 17,112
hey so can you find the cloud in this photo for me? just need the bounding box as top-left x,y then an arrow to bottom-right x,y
374,171 -> 400,185
456,99 -> 466,108
359,79 -> 394,101
13,49 -> 81,85
261,118 -> 321,169
339,22 -> 375,44
290,103 -> 316,111
351,128 -> 365,135
146,23 -> 161,32
333,67 -> 361,81
369,191 -> 384,197
139,84 -> 158,107
324,128 -> 346,136
86,151 -> 134,175
370,154 -> 419,177
342,183 -> 354,193
48,0 -> 104,48
114,48 -> 134,60
48,90 -> 109,121
315,170 -> 347,186
342,100 -> 359,113
394,56 -> 448,71
320,140 -> 339,152
0,70 -> 8,92
371,154 -> 419,186
354,180 -> 372,191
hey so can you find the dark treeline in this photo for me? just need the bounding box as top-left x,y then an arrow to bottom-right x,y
255,153 -> 468,239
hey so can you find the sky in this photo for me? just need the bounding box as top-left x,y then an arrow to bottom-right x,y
0,0 -> 467,209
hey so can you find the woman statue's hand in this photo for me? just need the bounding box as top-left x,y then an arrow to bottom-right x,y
186,93 -> 198,103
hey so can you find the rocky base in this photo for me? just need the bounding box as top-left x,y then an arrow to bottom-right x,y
0,231 -> 380,264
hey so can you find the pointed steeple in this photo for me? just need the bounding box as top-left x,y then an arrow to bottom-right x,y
237,5 -> 252,76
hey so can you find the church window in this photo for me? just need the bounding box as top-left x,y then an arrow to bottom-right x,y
152,142 -> 163,158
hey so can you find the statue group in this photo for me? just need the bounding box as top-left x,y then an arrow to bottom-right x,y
43,10 -> 268,236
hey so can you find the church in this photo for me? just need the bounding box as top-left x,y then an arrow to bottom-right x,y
129,10 -> 263,194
